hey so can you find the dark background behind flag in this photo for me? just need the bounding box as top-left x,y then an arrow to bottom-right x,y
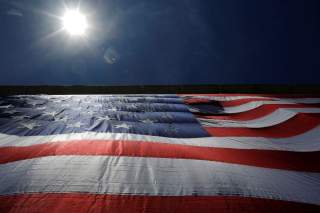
0,0 -> 319,85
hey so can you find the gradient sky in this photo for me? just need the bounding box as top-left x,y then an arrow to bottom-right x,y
0,0 -> 319,85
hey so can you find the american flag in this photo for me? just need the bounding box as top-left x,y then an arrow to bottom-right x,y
0,94 -> 319,212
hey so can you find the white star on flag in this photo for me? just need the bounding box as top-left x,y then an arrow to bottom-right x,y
67,121 -> 85,129
5,110 -> 18,114
139,119 -> 155,124
43,111 -> 59,117
84,111 -> 95,115
130,104 -> 138,109
36,107 -> 46,110
18,122 -> 41,130
96,115 -> 112,121
162,113 -> 173,120
0,104 -> 14,109
29,102 -> 39,106
54,116 -> 69,123
109,107 -> 118,112
61,104 -> 71,108
114,123 -> 131,129
166,124 -> 178,134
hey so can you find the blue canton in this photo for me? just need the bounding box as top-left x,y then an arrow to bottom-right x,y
0,95 -> 209,138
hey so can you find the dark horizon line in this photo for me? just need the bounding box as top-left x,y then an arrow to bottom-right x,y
0,84 -> 320,95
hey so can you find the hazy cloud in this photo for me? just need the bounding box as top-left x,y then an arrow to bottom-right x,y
7,9 -> 23,17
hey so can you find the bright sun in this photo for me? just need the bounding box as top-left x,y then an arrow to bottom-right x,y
62,10 -> 88,36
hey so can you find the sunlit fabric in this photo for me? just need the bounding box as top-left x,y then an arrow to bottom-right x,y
0,94 -> 320,212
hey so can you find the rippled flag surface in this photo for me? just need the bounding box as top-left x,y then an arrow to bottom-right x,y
0,94 -> 320,212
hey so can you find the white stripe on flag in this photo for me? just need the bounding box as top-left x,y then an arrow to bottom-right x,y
0,156 -> 319,205
181,95 -> 320,103
220,100 -> 320,114
199,108 -> 320,128
0,125 -> 320,152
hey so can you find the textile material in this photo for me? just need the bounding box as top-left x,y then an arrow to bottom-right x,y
0,94 -> 320,212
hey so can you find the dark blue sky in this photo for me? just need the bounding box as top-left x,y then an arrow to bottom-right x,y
0,0 -> 319,85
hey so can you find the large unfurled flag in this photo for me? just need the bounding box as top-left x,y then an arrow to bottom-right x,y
0,94 -> 320,212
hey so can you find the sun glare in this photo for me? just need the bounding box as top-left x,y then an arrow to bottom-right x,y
62,10 -> 88,36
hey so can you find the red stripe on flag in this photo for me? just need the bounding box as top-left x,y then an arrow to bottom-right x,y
184,98 -> 273,106
184,98 -> 212,104
179,94 -> 320,98
220,98 -> 274,107
198,104 -> 320,121
205,114 -> 320,137
0,193 -> 319,213
1,140 -> 319,171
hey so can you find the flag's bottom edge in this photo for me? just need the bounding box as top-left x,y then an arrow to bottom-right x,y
0,193 -> 319,213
